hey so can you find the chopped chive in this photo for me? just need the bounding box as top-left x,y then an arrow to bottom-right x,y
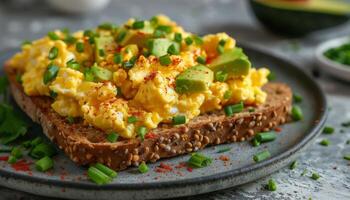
224,102 -> 244,117
75,42 -> 85,53
30,137 -> 43,147
217,45 -> 224,54
301,169 -> 308,176
113,53 -> 122,64
174,33 -> 182,43
94,163 -> 117,178
66,59 -> 80,70
167,44 -> 179,55
132,21 -> 145,29
344,154 -> 350,160
88,166 -> 111,185
43,64 -> 59,85
127,116 -> 138,123
153,29 -> 165,38
248,108 -> 255,112
64,35 -> 77,44
159,54 -> 172,66
251,138 -> 260,147
47,31 -> 60,40
217,147 -> 231,153
323,126 -> 334,134
138,162 -> 149,173
156,25 -> 172,33
319,139 -> 330,146
0,146 -> 12,153
188,153 -> 212,168
66,116 -> 74,124
267,71 -> 276,81
255,132 -> 276,143
289,160 -> 298,170
106,132 -> 119,143
98,22 -> 114,30
310,172 -> 320,180
185,37 -> 193,45
137,126 -> 147,141
193,35 -> 203,45
11,147 -> 22,159
253,150 -> 271,162
150,16 -> 158,26
99,49 -> 105,57
35,156 -> 54,172
83,30 -> 94,37
341,121 -> 350,127
293,93 -> 303,103
122,56 -> 137,69
48,46 -> 58,60
266,179 -> 277,191
30,143 -> 56,159
218,39 -> 226,46
223,90 -> 232,99
116,87 -> 122,96
7,155 -> 17,164
215,71 -> 228,82
347,140 -> 350,145
172,115 -> 186,125
22,140 -> 32,149
291,105 -> 303,121
116,30 -> 127,43
196,56 -> 206,64
22,40 -> 32,46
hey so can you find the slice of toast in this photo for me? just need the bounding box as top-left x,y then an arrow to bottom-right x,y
5,64 -> 292,170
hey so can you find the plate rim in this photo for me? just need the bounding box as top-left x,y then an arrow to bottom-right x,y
0,46 -> 328,191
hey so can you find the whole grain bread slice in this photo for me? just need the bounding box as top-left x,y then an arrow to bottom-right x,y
5,64 -> 292,170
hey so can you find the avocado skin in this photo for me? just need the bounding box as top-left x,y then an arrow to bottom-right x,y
250,0 -> 350,37
175,65 -> 213,94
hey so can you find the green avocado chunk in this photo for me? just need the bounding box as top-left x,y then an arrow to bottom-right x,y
148,38 -> 180,57
95,36 -> 114,62
175,65 -> 213,94
118,22 -> 154,48
209,48 -> 251,79
91,64 -> 112,81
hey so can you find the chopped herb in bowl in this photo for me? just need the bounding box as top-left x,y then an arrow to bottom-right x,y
324,42 -> 350,66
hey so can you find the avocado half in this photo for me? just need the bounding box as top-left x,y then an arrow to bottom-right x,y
249,0 -> 350,37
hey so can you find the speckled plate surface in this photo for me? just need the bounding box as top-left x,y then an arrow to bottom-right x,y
0,45 -> 327,200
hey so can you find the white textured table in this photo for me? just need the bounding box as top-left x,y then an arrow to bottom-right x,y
0,0 -> 349,199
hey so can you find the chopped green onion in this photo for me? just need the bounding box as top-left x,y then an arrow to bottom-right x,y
7,155 -> 17,164
323,126 -> 334,134
217,45 -> 224,54
174,33 -> 182,43
153,29 -> 165,38
188,153 -> 212,168
293,93 -> 303,103
341,121 -> 350,127
344,154 -> 350,160
47,31 -> 60,40
218,39 -> 226,46
253,150 -> 271,162
122,56 -> 137,69
116,87 -> 122,96
113,53 -> 122,64
150,16 -> 158,26
116,30 -> 127,43
319,139 -> 330,146
167,44 -> 179,55
266,179 -> 277,191
22,140 -> 32,149
35,156 -> 54,172
251,138 -> 260,147
137,126 -> 147,141
196,56 -> 206,64
291,105 -> 303,121
215,71 -> 228,82
248,108 -> 255,112
99,49 -> 105,57
66,59 -> 80,70
289,160 -> 298,170
172,115 -> 186,125
88,166 -> 111,185
301,169 -> 308,176
43,64 -> 59,84
94,163 -> 117,178
64,35 -> 77,44
159,54 -> 172,66
267,71 -> 276,81
310,172 -> 320,180
31,137 -> 43,147
138,162 -> 149,173
66,116 -> 74,124
30,143 -> 56,159
255,132 -> 276,143
156,25 -> 172,33
48,46 -> 58,60
11,147 -> 22,159
98,22 -> 114,30
185,37 -> 193,45
22,40 -> 32,46
83,30 -> 94,37
193,35 -> 203,45
75,42 -> 85,53
223,90 -> 232,99
132,21 -> 145,29
217,147 -> 231,153
0,146 -> 12,153
127,116 -> 138,123
106,132 -> 119,143
224,102 -> 244,116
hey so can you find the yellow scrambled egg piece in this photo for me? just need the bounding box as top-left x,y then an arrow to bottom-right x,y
8,15 -> 270,139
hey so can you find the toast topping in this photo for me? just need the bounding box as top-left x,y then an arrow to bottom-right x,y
7,15 -> 270,139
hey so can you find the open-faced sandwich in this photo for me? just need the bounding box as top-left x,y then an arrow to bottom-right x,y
4,15 -> 292,171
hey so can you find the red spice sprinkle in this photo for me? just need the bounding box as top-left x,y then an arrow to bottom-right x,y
159,163 -> 173,171
145,132 -> 157,139
187,167 -> 193,172
274,127 -> 282,132
27,171 -> 33,176
175,162 -> 187,169
219,155 -> 230,162
60,175 -> 65,181
12,160 -> 31,172
0,156 -> 9,161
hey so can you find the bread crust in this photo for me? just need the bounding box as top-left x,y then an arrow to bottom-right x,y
5,64 -> 292,170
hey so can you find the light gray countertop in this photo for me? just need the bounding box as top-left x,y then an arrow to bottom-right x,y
0,0 -> 349,199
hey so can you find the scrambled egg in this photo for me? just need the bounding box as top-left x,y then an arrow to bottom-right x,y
8,15 -> 270,139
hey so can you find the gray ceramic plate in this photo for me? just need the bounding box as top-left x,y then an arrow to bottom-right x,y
0,45 -> 327,200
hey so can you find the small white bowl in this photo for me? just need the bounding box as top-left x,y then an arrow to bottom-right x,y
315,36 -> 350,82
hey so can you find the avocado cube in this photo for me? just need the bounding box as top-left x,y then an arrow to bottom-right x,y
175,65 -> 214,94
148,38 -> 180,57
95,36 -> 115,62
91,64 -> 112,81
209,48 -> 251,78
118,23 -> 154,48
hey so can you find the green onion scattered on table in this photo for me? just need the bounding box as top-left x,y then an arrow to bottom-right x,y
319,139 -> 330,146
88,166 -> 112,185
322,126 -> 334,134
291,105 -> 303,121
311,172 -> 320,180
188,153 -> 212,168
138,162 -> 149,173
253,150 -> 271,162
266,179 -> 277,191
94,163 -> 117,178
293,93 -> 303,103
289,160 -> 298,170
344,154 -> 350,161
255,132 -> 276,143
35,156 -> 54,172
217,147 -> 231,153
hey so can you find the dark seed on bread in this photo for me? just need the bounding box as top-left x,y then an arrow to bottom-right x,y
5,64 -> 292,170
